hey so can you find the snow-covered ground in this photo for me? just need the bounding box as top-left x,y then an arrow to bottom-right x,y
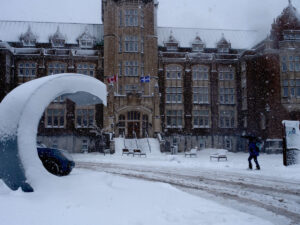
1,147 -> 299,225
1,167 -> 273,225
74,148 -> 300,181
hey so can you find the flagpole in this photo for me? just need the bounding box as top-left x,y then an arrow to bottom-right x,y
148,74 -> 150,96
116,74 -> 118,95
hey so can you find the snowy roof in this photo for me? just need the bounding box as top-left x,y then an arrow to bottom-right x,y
0,21 -> 103,44
157,27 -> 262,49
0,20 -> 262,49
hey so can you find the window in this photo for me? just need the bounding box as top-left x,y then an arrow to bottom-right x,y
142,114 -> 148,137
46,109 -> 65,128
219,110 -> 235,128
48,63 -> 66,75
119,36 -> 122,52
192,65 -> 209,80
125,9 -> 138,27
125,85 -> 139,94
166,87 -> 182,104
166,65 -> 182,79
53,96 -> 65,103
166,45 -> 178,51
77,63 -> 95,77
141,36 -> 144,53
119,10 -> 123,26
193,110 -> 210,128
166,110 -> 183,128
193,87 -> 209,104
52,140 -> 58,149
118,61 -> 122,76
282,79 -> 300,98
80,40 -> 93,48
283,79 -> 289,97
76,109 -> 94,128
219,88 -> 235,104
125,36 -> 139,52
285,55 -> 300,72
81,140 -> 88,152
128,111 -> 140,121
140,10 -> 144,27
20,27 -> 36,47
219,67 -> 235,80
281,56 -> 287,72
225,138 -> 232,150
18,62 -> 37,77
125,61 -> 139,76
118,114 -> 125,136
141,62 -> 144,76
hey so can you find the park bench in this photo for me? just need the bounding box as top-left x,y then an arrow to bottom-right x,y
122,148 -> 134,156
102,149 -> 111,156
210,149 -> 228,161
133,149 -> 146,157
184,148 -> 197,157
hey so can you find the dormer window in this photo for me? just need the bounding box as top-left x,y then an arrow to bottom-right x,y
164,31 -> 179,52
192,35 -> 205,52
217,34 -> 231,53
20,26 -> 37,47
78,27 -> 95,49
283,30 -> 300,40
50,27 -> 65,48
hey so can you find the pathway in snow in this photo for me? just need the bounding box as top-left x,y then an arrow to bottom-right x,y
77,161 -> 300,225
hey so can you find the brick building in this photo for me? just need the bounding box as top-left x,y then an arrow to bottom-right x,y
0,0 -> 299,152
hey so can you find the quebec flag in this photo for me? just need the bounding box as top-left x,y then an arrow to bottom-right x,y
140,76 -> 150,83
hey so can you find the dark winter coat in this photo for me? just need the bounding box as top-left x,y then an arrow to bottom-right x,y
249,142 -> 259,156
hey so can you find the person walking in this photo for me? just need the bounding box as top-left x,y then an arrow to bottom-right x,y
248,138 -> 260,170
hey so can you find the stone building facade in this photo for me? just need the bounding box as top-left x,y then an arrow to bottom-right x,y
0,0 -> 300,152
102,0 -> 161,138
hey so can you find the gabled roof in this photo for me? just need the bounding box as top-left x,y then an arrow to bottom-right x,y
157,27 -> 261,49
20,26 -> 37,43
0,20 -> 262,49
0,20 -> 103,44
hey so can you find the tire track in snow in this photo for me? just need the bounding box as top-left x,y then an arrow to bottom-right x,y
76,162 -> 300,225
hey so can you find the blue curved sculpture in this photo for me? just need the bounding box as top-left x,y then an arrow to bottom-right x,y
0,74 -> 107,192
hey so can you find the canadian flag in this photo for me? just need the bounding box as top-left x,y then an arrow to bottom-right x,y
107,75 -> 117,84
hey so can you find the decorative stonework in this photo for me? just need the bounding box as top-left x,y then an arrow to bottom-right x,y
50,26 -> 65,48
20,26 -> 37,47
77,27 -> 95,48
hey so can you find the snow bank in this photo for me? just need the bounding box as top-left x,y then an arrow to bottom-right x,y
0,74 -> 107,191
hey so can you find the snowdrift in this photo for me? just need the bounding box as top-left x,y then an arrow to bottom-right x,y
0,74 -> 107,192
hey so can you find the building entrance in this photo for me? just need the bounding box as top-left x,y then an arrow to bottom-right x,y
128,122 -> 140,138
117,110 -> 150,138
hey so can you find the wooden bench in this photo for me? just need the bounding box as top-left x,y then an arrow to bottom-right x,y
210,150 -> 228,161
133,149 -> 146,157
122,148 -> 133,156
185,148 -> 197,157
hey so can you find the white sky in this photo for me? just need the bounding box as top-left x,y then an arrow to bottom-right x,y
0,0 -> 299,35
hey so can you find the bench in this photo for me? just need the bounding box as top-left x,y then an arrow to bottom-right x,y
122,148 -> 133,156
102,149 -> 111,156
133,149 -> 146,157
185,148 -> 197,157
210,150 -> 228,161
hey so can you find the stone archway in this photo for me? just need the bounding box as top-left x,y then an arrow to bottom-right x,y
0,74 -> 107,192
